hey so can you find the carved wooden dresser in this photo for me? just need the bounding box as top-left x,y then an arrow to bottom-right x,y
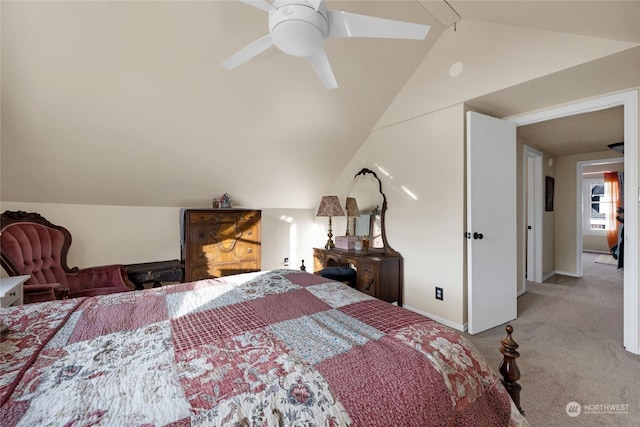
312,167 -> 404,306
182,209 -> 261,282
313,248 -> 403,306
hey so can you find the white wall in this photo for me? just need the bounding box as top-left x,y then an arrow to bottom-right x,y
0,202 -> 319,276
2,11 -> 637,333
375,20 -> 636,131
554,151 -> 623,274
327,104 -> 467,328
0,202 -> 183,269
0,104 -> 479,330
542,154 -> 556,278
260,208 -> 319,272
516,137 -> 556,280
583,235 -> 610,253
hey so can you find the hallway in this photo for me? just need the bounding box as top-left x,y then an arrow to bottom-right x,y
465,252 -> 636,426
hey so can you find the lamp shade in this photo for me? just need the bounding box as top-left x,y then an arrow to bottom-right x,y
317,195 -> 345,217
345,197 -> 360,217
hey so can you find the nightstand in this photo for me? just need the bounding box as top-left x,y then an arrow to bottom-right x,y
0,275 -> 29,308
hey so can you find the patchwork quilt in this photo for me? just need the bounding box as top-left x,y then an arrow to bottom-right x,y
0,269 -> 528,426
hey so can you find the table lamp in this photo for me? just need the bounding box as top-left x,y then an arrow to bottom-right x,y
345,197 -> 360,236
317,195 -> 345,249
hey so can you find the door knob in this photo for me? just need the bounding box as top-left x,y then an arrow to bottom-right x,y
473,232 -> 484,240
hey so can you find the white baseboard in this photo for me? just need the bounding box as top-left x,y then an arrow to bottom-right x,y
403,304 -> 466,332
542,269 -> 583,281
553,270 -> 581,278
517,288 -> 526,297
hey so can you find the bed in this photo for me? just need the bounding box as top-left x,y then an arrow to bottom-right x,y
1,269 -> 528,426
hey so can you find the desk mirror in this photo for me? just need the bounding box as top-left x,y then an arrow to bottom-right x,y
348,168 -> 398,255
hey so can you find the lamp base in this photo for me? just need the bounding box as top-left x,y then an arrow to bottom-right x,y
324,216 -> 335,250
324,239 -> 335,250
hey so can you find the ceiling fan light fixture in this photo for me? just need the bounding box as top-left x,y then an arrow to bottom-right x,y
224,0 -> 431,89
608,142 -> 624,153
271,20 -> 326,56
269,3 -> 328,57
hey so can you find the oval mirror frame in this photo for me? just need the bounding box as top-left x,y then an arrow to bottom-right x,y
348,168 -> 399,256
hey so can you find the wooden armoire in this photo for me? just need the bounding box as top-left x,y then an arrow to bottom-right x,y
181,209 -> 261,282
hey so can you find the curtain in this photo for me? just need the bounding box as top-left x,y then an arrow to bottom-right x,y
604,172 -> 621,252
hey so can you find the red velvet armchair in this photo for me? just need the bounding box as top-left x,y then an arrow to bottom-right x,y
1,211 -> 135,304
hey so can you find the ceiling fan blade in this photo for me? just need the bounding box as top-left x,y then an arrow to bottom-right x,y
306,50 -> 338,90
308,0 -> 322,11
328,10 -> 430,40
220,35 -> 275,69
238,0 -> 274,12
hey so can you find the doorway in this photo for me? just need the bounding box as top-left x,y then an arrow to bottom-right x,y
510,89 -> 639,354
523,145 -> 543,287
577,157 -> 625,269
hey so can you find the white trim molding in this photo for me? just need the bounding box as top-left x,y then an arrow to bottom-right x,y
577,158 -> 624,275
509,89 -> 639,355
403,305 -> 466,332
523,145 -> 544,285
553,270 -> 582,278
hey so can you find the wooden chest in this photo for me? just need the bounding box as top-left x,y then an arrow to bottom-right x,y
182,209 -> 261,282
125,260 -> 184,290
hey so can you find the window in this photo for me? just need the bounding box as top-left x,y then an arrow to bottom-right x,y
583,178 -> 613,234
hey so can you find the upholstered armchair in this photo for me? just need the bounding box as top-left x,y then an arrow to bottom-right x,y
1,211 -> 135,304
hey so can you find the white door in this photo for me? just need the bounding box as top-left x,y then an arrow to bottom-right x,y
526,157 -> 535,281
524,146 -> 544,284
467,111 -> 517,334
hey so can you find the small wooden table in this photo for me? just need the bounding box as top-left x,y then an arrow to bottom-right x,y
0,275 -> 29,308
1,275 -> 29,336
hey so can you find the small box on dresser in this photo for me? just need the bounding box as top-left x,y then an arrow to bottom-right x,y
334,236 -> 360,250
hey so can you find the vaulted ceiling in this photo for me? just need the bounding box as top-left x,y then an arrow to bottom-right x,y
2,1 -> 639,209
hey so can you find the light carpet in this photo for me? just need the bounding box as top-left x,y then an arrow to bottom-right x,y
464,252 -> 639,427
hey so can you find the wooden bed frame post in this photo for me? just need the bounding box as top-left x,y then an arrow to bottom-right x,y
499,324 -> 524,415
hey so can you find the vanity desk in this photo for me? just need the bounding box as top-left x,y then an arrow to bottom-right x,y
314,167 -> 404,306
313,248 -> 403,306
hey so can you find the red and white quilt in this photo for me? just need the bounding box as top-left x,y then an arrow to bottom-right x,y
0,269 -> 528,426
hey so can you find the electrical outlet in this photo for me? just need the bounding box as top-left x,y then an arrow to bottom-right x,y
283,257 -> 289,267
435,287 -> 443,301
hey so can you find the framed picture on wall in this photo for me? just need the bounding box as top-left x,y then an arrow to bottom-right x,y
545,176 -> 555,211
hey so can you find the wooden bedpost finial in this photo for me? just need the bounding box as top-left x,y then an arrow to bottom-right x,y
499,324 -> 524,416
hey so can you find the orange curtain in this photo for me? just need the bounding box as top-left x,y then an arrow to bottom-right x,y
604,172 -> 621,251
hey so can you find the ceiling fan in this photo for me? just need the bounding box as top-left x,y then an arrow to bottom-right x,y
220,0 -> 431,89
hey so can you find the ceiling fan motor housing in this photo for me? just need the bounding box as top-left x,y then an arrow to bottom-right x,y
269,1 -> 329,57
